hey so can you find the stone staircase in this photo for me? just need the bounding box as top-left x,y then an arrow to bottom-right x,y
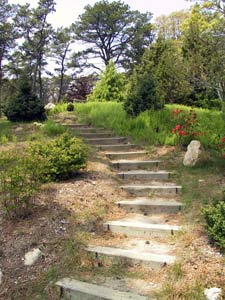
56,124 -> 183,300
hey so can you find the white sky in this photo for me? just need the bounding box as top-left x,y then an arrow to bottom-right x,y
9,0 -> 192,28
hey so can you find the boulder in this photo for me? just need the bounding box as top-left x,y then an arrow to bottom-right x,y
44,103 -> 55,111
24,248 -> 42,266
183,140 -> 202,166
204,287 -> 222,300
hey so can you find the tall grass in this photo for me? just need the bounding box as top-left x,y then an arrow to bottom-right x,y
0,119 -> 14,144
47,103 -> 68,116
41,120 -> 67,137
74,102 -> 225,148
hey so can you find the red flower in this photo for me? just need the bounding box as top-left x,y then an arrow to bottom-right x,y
172,128 -> 176,134
193,132 -> 198,137
223,154 -> 225,158
221,137 -> 225,143
175,125 -> 182,130
179,130 -> 188,136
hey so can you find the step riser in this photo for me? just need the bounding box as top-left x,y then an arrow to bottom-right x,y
104,224 -> 177,238
106,152 -> 144,159
112,162 -> 159,171
118,204 -> 182,214
87,138 -> 127,145
121,187 -> 181,196
88,251 -> 169,270
118,173 -> 169,181
79,133 -> 113,138
98,145 -> 137,151
62,289 -> 101,300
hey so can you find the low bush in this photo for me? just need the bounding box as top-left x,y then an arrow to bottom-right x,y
67,102 -> 74,112
0,151 -> 43,218
203,192 -> 225,250
29,133 -> 89,181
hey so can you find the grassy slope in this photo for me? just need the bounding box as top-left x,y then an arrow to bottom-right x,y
75,102 -> 225,149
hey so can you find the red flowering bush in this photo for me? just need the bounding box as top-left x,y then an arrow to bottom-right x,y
171,109 -> 203,146
217,137 -> 225,158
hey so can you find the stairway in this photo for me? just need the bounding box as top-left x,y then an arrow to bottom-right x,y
56,123 -> 183,300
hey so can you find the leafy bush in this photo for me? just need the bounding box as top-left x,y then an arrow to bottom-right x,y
203,196 -> 225,250
4,76 -> 46,122
67,102 -> 74,111
87,61 -> 125,102
29,133 -> 89,181
0,151 -> 43,218
42,120 -> 67,137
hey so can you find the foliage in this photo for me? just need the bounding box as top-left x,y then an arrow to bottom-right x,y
41,119 -> 67,137
66,102 -> 74,111
66,75 -> 96,101
203,192 -> 225,249
73,0 -> 153,68
171,108 -> 204,146
216,137 -> 225,158
4,76 -> 46,122
76,102 -> 225,150
0,150 -> 42,218
124,57 -> 163,116
87,61 -> 125,102
29,133 -> 89,181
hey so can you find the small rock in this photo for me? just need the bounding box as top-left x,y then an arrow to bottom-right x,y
24,248 -> 42,266
183,140 -> 202,166
0,269 -> 3,285
44,103 -> 55,111
204,287 -> 222,300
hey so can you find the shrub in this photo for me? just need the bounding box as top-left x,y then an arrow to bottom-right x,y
67,102 -> 74,111
0,151 -> 42,218
4,76 -> 46,122
203,192 -> 225,250
87,61 -> 125,102
29,133 -> 89,181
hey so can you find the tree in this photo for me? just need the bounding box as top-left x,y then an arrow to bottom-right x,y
52,26 -> 74,102
66,75 -> 96,102
15,0 -> 55,100
4,75 -> 46,122
88,61 -> 125,102
0,0 -> 18,116
73,0 -> 153,69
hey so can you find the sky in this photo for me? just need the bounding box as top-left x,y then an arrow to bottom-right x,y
9,0 -> 192,28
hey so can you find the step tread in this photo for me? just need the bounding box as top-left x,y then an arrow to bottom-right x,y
112,160 -> 160,163
116,199 -> 183,207
86,137 -> 126,141
56,278 -> 148,300
105,220 -> 180,231
87,245 -> 176,264
121,184 -> 182,189
106,151 -> 146,155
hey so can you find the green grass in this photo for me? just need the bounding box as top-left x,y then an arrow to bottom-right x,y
73,102 -> 225,150
0,118 -> 14,144
41,120 -> 67,137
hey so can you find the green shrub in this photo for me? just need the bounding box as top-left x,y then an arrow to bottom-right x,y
0,151 -> 42,218
42,120 -> 67,137
203,193 -> 225,249
87,61 -> 125,102
67,102 -> 74,111
29,133 -> 89,181
4,76 -> 46,122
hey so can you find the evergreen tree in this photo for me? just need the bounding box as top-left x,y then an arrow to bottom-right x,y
4,75 -> 46,121
87,61 -> 125,102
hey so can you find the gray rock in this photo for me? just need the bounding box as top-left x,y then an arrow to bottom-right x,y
0,269 -> 3,285
24,248 -> 42,266
183,140 -> 202,166
204,287 -> 222,300
44,103 -> 55,111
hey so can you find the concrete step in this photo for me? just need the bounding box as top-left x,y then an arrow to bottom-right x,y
104,219 -> 180,238
121,184 -> 182,196
56,278 -> 149,300
75,127 -> 105,132
111,160 -> 160,170
105,150 -> 146,159
78,132 -> 113,138
87,245 -> 176,269
97,144 -> 137,152
62,123 -> 88,128
86,137 -> 127,145
116,198 -> 183,214
118,170 -> 171,181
